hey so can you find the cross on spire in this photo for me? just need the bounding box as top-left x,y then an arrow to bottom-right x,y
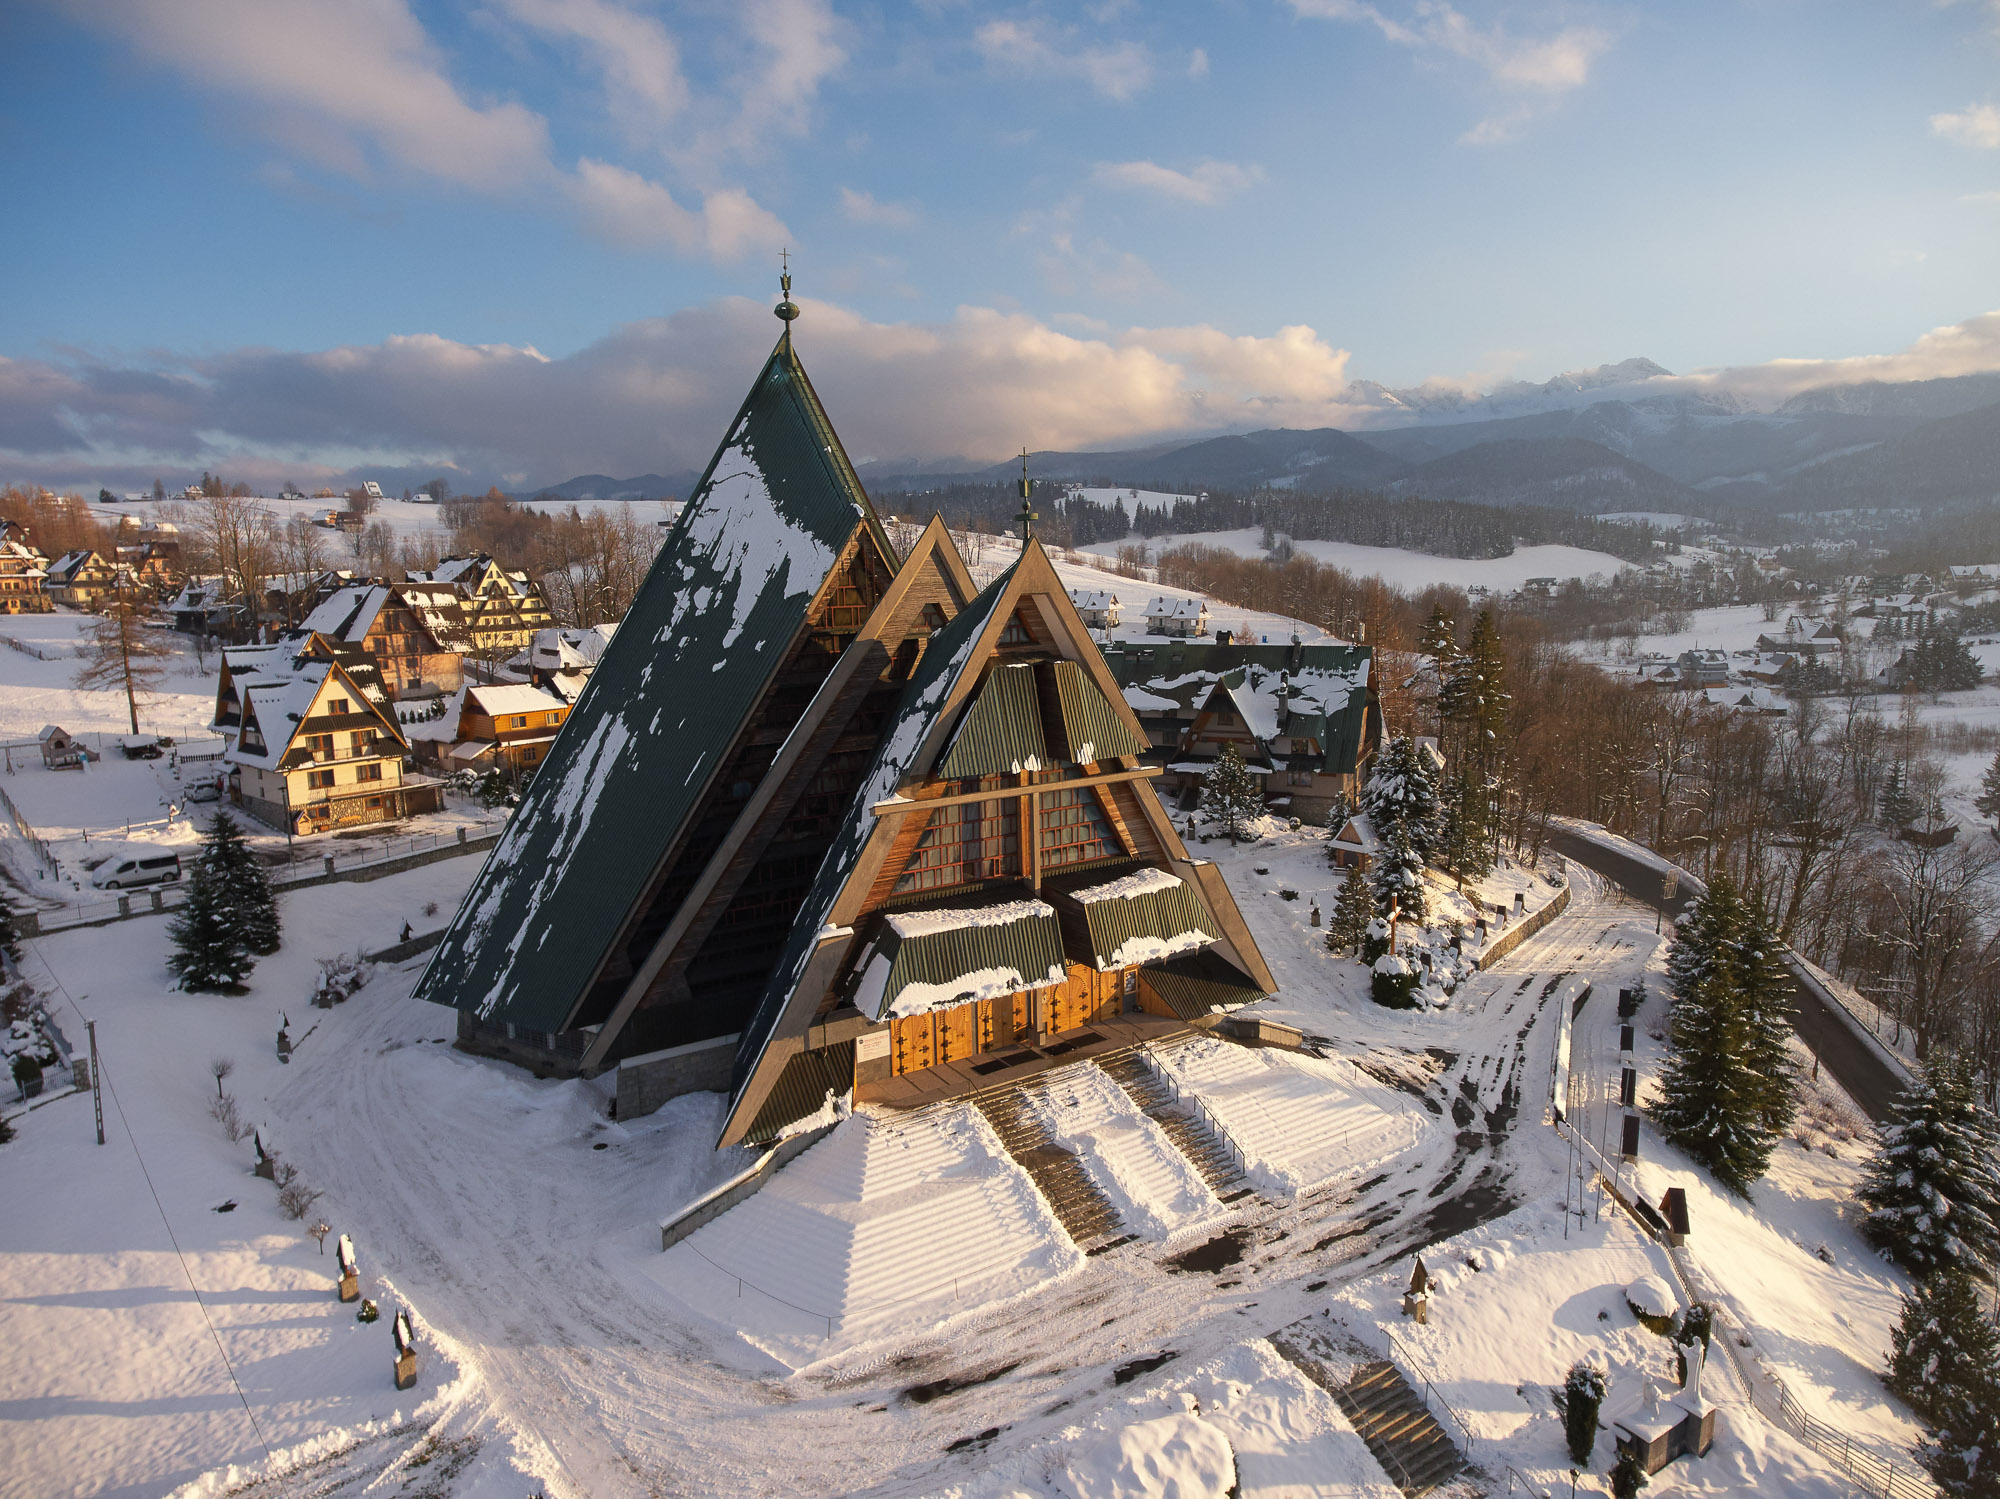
1016,449 -> 1036,543
774,251 -> 799,330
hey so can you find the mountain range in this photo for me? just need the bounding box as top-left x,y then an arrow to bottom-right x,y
528,364 -> 2000,520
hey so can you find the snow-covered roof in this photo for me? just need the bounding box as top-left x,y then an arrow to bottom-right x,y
884,898 -> 1054,938
1067,588 -> 1119,611
1145,596 -> 1208,619
465,684 -> 568,718
1070,867 -> 1181,905
298,585 -> 392,644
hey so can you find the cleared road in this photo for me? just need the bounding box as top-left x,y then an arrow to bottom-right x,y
1544,827 -> 1906,1124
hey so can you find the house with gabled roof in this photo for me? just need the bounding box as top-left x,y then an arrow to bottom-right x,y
1098,641 -> 1380,824
223,641 -> 442,834
0,537 -> 51,614
1066,587 -> 1121,628
296,582 -> 468,698
413,313 -> 1274,1150
453,683 -> 571,774
405,553 -> 552,656
43,549 -> 124,610
1144,595 -> 1210,637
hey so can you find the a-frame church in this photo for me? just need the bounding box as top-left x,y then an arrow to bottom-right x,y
415,285 -> 1275,1150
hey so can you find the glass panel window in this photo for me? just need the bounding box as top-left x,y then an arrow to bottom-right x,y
307,768 -> 336,789
357,762 -> 383,782
1038,786 -> 1116,868
895,799 -> 1022,894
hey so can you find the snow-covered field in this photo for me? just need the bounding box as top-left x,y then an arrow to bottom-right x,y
0,660 -> 1935,1498
1075,528 -> 1636,594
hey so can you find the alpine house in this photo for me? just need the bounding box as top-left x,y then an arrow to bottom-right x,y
414,280 -> 1275,1150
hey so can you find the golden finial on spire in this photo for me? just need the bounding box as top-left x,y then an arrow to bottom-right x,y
774,249 -> 799,327
1016,449 -> 1037,543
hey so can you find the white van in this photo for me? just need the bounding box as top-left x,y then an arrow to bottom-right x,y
89,852 -> 183,890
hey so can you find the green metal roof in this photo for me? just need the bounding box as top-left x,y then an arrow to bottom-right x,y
413,336 -> 884,1032
1049,660 -> 1148,762
1045,864 -> 1221,972
1139,949 -> 1271,1020
873,899 -> 1066,1019
727,564 -> 1017,1100
739,1041 -> 855,1146
938,662 -> 1046,778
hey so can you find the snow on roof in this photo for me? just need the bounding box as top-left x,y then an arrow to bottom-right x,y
298,585 -> 391,644
1067,588 -> 1119,610
1122,685 -> 1181,711
1146,596 -> 1208,619
228,667 -> 330,771
1070,867 -> 1182,905
466,683 -> 568,717
885,898 -> 1055,939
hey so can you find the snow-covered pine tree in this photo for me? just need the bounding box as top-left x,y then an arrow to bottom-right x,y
1891,1270 -> 2000,1468
1325,860 -> 1373,956
1361,736 -> 1441,863
1652,875 -> 1795,1195
1860,1052 -> 2000,1278
1200,743 -> 1264,845
1880,763 -> 1918,829
202,810 -> 281,956
1369,823 -> 1429,936
165,856 -> 254,992
1562,1363 -> 1606,1465
1976,750 -> 2000,831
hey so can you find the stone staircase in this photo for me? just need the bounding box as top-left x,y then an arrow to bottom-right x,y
1096,1048 -> 1255,1204
1327,1360 -> 1467,1496
974,1080 -> 1129,1253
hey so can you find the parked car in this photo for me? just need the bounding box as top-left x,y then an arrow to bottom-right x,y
183,779 -> 221,803
87,852 -> 182,890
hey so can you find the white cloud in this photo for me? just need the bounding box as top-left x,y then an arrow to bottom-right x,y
490,0 -> 689,135
56,0 -> 553,192
975,18 -> 1154,101
1188,47 -> 1210,79
571,160 -> 788,258
1093,159 -> 1259,205
13,306 -> 2000,488
840,188 -> 920,228
1290,0 -> 1609,141
51,0 -> 791,265
1934,103 -> 2000,149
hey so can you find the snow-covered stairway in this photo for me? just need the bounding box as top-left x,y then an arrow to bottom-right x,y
975,1080 -> 1130,1253
1271,1339 -> 1466,1498
1097,1047 -> 1254,1203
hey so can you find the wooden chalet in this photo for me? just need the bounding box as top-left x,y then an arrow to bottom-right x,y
218,635 -> 442,834
296,583 -> 468,698
454,683 -> 570,773
1100,641 -> 1381,824
43,549 -> 123,609
0,537 -> 51,614
415,314 -> 1275,1149
405,554 -> 553,655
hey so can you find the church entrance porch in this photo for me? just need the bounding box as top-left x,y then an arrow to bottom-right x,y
859,1005 -> 1193,1110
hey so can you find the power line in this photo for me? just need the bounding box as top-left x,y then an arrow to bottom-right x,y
23,937 -> 273,1463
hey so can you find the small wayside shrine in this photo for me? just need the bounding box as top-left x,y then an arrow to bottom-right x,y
415,277 -> 1275,1149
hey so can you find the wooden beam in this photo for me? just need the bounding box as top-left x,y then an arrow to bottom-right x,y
872,764 -> 1162,817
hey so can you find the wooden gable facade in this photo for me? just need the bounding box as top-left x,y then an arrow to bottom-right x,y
718,540 -> 1276,1147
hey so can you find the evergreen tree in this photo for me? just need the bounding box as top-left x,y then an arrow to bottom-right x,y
1200,743 -> 1264,845
1562,1363 -> 1606,1465
1651,876 -> 1797,1195
1417,604 -> 1457,739
1440,609 -> 1508,770
1879,763 -> 1917,829
1325,860 -> 1373,956
1975,750 -> 2000,831
1369,824 -> 1429,936
1891,1270 -> 2000,1499
200,811 -> 280,955
165,857 -> 254,992
1860,1053 -> 2000,1278
1438,762 -> 1494,889
1361,736 -> 1441,863
0,903 -> 19,966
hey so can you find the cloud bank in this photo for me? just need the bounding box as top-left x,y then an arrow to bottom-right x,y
6,304 -> 2000,491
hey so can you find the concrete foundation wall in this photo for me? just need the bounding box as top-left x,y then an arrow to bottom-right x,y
616,1032 -> 741,1119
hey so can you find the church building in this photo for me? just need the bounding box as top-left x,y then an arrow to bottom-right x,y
414,280 -> 1274,1149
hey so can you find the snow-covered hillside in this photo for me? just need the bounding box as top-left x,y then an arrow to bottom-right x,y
1075,528 -> 1634,593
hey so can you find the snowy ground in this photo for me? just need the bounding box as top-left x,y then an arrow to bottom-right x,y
78,492 -> 681,549
1073,529 -> 1636,595
1,804 -> 1931,1496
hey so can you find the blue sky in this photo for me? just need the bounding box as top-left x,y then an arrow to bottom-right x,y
3,0 -> 1999,485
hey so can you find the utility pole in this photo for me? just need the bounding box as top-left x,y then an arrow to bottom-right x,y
86,1020 -> 103,1145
